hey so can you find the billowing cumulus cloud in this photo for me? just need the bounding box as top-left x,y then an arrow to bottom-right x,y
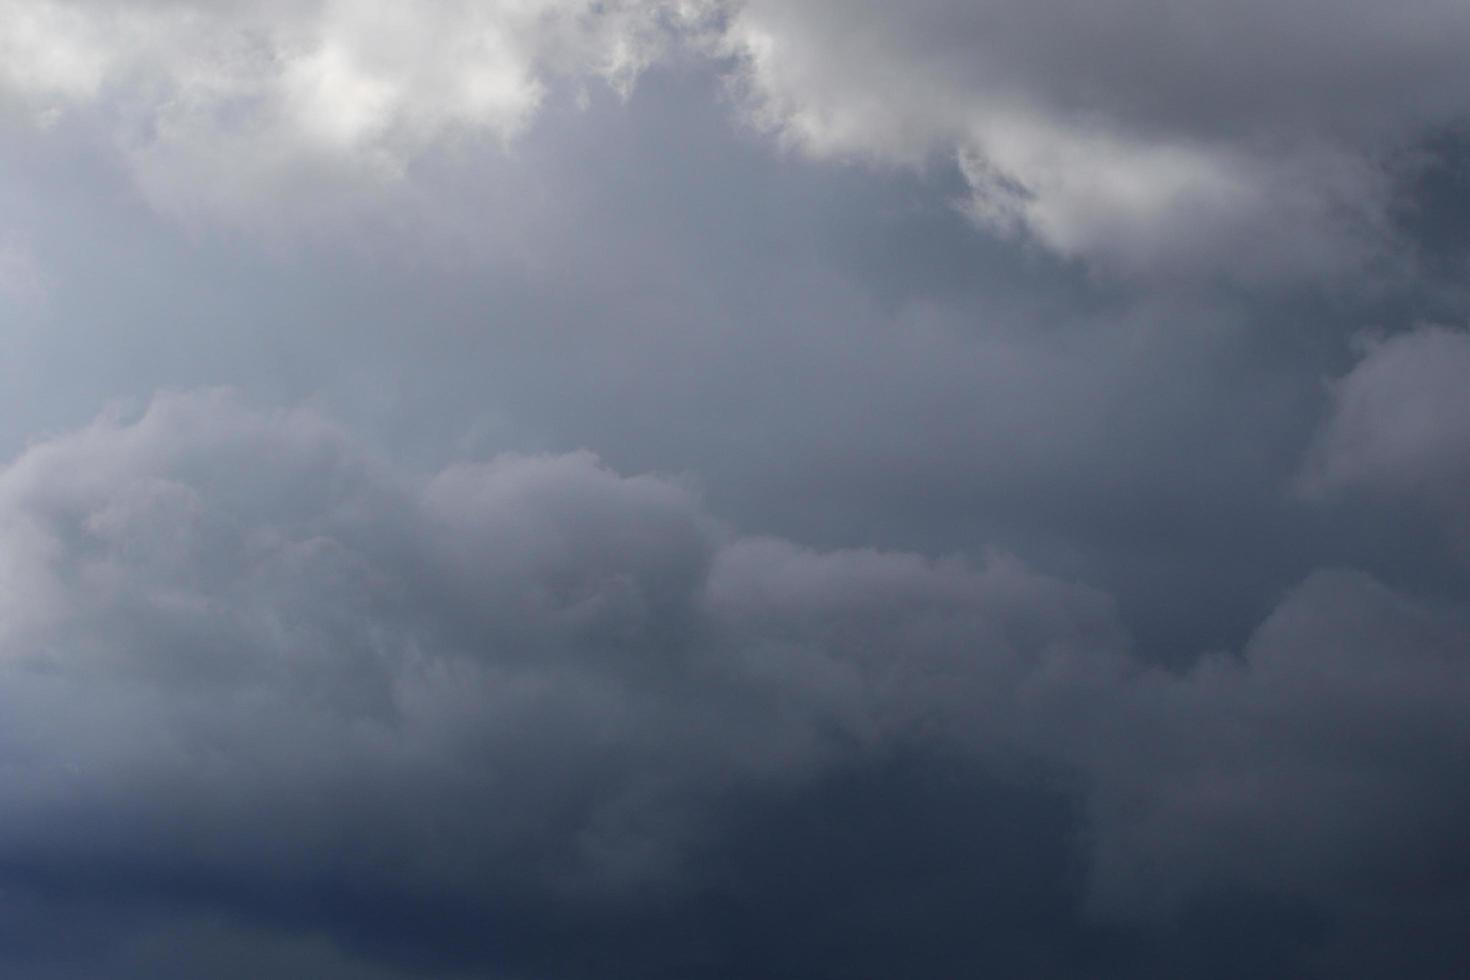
1081,568 -> 1470,918
4,3 -> 1470,976
0,391 -> 1466,975
6,0 -> 1470,276
0,392 -> 1113,917
1302,325 -> 1470,549
0,0 -> 711,222
715,0 -> 1470,280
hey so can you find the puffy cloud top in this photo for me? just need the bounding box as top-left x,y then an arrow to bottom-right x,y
1,391 -> 1468,974
1302,325 -> 1470,550
6,0 -> 1470,277
0,0 -> 710,220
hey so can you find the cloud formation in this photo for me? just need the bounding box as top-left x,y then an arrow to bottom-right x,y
7,0 -> 1470,275
0,0 -> 709,221
0,392 -> 1110,908
0,391 -> 1466,974
716,0 -> 1470,280
4,5 -> 1470,976
1303,325 -> 1470,548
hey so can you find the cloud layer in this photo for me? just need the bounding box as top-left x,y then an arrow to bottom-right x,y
0,0 -> 708,222
717,0 -> 1470,279
7,0 -> 1470,275
0,391 -> 1466,975
4,4 -> 1470,976
1303,325 -> 1470,548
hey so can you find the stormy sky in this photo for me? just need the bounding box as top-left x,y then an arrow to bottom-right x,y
2,2 -> 1470,976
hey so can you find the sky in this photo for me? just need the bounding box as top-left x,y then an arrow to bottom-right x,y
2,2 -> 1470,977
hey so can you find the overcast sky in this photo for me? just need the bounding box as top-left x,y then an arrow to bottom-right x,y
3,2 -> 1470,977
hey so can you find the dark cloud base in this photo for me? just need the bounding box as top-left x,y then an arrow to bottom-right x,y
0,390 -> 1465,978
0,757 -> 1339,980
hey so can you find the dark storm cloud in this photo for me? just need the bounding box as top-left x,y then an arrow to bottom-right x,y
0,391 -> 1466,976
1082,568 -> 1470,914
0,390 -> 1118,973
3,2 -> 1470,978
0,390 -> 1112,890
1302,325 -> 1470,543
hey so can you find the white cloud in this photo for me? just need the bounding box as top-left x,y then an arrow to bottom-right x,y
6,0 -> 1467,275
0,0 -> 111,107
0,0 -> 711,222
713,0 -> 1464,281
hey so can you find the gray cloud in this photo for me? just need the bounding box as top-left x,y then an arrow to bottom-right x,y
3,5 -> 1470,976
0,391 -> 1466,975
1302,325 -> 1470,546
7,0 -> 1470,279
714,0 -> 1470,281
6,45 -> 1462,682
0,0 -> 710,226
1079,567 -> 1470,917
0,390 -> 1115,907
